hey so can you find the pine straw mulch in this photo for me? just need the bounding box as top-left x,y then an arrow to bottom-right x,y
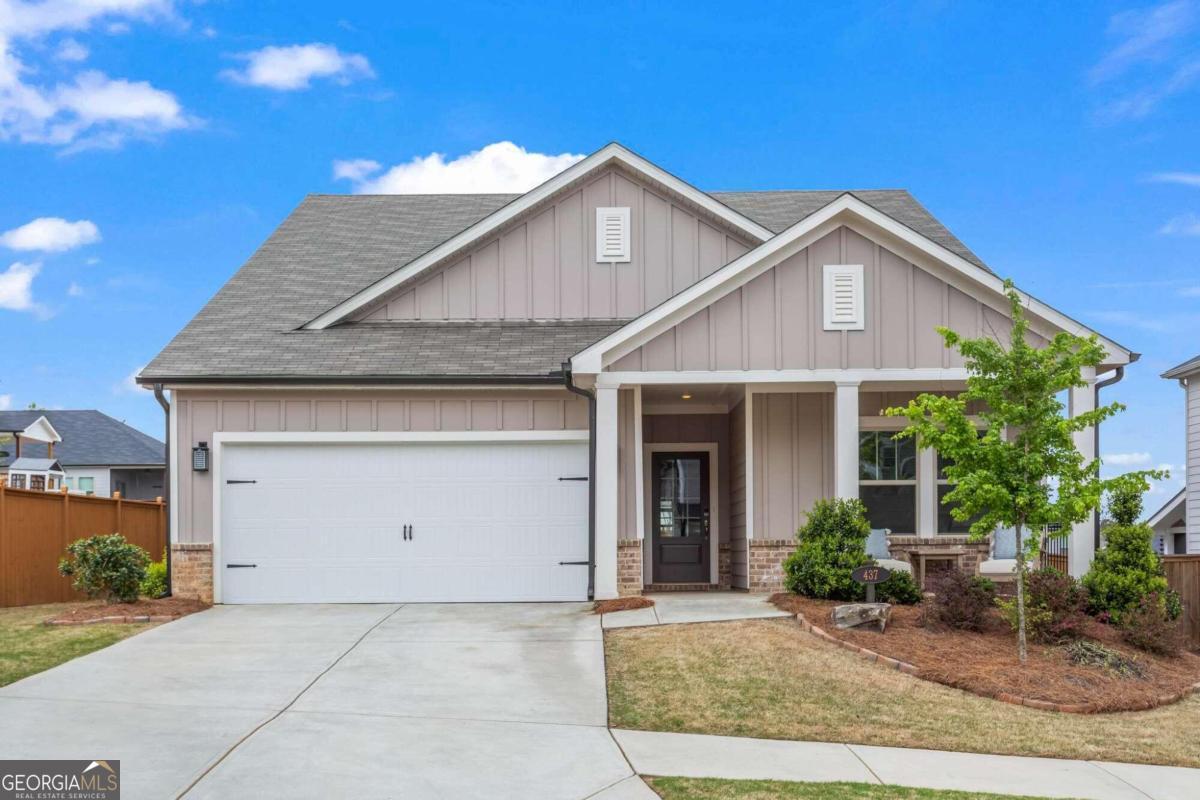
595,596 -> 656,615
45,597 -> 210,625
770,593 -> 1200,713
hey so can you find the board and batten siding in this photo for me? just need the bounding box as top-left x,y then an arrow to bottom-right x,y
174,389 -> 588,544
351,167 -> 754,323
752,393 -> 834,541
1189,379 -> 1200,543
608,226 -> 1047,373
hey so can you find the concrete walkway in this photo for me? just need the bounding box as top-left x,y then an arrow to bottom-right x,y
613,729 -> 1200,800
601,591 -> 788,628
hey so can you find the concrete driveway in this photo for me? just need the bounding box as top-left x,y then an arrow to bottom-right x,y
0,603 -> 647,799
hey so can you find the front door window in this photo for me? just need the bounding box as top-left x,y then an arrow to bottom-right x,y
651,452 -> 710,583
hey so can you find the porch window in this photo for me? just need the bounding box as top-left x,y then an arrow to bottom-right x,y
9,474 -> 26,489
859,431 -> 916,533
30,474 -> 45,491
937,445 -> 982,535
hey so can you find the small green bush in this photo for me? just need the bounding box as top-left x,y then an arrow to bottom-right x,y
998,567 -> 1088,644
1083,511 -> 1171,623
925,568 -> 996,631
782,498 -> 920,605
140,549 -> 167,598
1121,592 -> 1185,656
58,534 -> 150,604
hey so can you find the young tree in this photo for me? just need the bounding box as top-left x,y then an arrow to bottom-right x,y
885,281 -> 1160,663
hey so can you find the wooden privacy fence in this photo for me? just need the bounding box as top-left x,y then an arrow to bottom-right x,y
1163,555 -> 1200,650
0,483 -> 166,608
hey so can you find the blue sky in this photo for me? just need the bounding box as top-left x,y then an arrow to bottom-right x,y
1,0 -> 1197,505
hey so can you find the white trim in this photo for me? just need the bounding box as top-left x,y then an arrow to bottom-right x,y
18,416 -> 62,444
596,206 -> 631,263
571,195 -> 1132,374
823,264 -> 865,330
1147,489 -> 1185,529
1068,366 -> 1098,578
633,386 -> 645,541
597,368 -> 971,388
169,390 -> 179,546
834,382 -> 859,500
162,383 -> 564,393
745,389 -> 755,540
304,143 -> 772,329
209,428 -> 590,603
642,442 -> 721,585
594,386 -> 620,599
917,447 -> 937,536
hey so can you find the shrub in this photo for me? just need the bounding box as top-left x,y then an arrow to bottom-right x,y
875,569 -> 923,605
1120,592 -> 1185,656
140,549 -> 167,598
783,498 -> 872,601
1082,521 -> 1170,623
58,534 -> 150,604
924,568 -> 996,631
1107,480 -> 1143,527
998,567 -> 1088,644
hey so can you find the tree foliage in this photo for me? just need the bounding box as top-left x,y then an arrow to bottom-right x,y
884,281 -> 1160,661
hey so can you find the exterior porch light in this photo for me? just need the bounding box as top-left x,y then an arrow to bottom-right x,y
192,441 -> 210,472
681,393 -> 692,400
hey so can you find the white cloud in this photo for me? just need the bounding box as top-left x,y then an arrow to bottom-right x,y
1159,212 -> 1200,235
1090,0 -> 1196,84
0,394 -> 10,410
1103,451 -> 1152,466
54,37 -> 88,61
1148,171 -> 1200,187
332,158 -> 381,183
66,280 -> 83,296
1,217 -> 99,251
114,365 -> 144,394
221,43 -> 373,91
0,1 -> 192,149
337,141 -> 586,194
0,260 -> 40,311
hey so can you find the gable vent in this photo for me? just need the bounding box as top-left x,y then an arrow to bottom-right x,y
596,207 -> 631,263
823,264 -> 865,330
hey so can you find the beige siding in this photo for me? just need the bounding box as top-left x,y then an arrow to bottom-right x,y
729,400 -> 748,589
1189,380 -> 1200,541
752,393 -> 834,540
174,389 -> 588,544
352,166 -> 754,322
612,226 -> 1047,372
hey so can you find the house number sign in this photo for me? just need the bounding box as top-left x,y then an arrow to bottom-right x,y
851,564 -> 892,603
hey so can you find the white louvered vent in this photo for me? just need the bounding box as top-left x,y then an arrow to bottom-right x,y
595,207 -> 631,263
823,264 -> 865,330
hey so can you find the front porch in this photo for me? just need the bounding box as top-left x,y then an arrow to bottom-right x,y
594,373 -> 1099,599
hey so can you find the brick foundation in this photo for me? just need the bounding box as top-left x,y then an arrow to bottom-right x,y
171,543 -> 213,604
887,535 -> 992,590
718,543 -> 732,589
617,539 -> 643,596
748,539 -> 795,593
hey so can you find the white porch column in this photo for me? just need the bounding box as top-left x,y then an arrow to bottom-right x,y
917,448 -> 938,537
834,381 -> 860,500
594,385 -> 619,599
1068,366 -> 1098,578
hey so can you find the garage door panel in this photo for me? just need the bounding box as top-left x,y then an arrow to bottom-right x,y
220,440 -> 588,603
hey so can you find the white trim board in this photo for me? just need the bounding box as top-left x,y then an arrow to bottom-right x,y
304,143 -> 772,330
596,368 -> 972,388
570,194 -> 1134,374
642,442 -> 721,586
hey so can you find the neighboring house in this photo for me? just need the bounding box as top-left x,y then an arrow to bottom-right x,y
0,415 -> 66,491
1161,354 -> 1200,554
139,142 -> 1135,605
1147,490 -> 1190,555
0,410 -> 165,499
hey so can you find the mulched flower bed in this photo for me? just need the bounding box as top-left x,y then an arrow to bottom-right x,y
45,597 -> 210,626
770,593 -> 1200,713
594,596 -> 655,615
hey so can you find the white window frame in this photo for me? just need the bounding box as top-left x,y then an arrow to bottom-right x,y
595,207 -> 631,263
823,263 -> 865,330
857,426 -> 919,535
77,476 -> 95,494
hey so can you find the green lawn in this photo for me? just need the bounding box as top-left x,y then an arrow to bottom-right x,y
0,603 -> 153,687
606,619 -> 1200,768
647,778 -> 1074,800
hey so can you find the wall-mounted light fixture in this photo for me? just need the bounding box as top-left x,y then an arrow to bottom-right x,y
681,393 -> 692,400
192,441 -> 210,472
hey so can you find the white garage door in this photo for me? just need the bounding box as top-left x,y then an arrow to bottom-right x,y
218,439 -> 590,603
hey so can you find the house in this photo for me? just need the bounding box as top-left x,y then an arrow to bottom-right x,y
1160,354 -> 1200,554
0,410 -> 166,499
138,143 -> 1134,605
1147,489 -> 1190,555
0,415 -> 66,491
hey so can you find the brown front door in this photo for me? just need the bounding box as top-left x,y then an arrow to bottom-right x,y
651,452 -> 710,583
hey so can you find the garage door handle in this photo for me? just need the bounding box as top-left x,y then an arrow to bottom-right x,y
226,563 -> 257,568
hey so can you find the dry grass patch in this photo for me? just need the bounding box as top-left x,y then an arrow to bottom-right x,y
46,597 -> 209,624
595,596 -> 655,614
646,778 -> 1064,800
0,603 -> 157,687
605,618 -> 1200,767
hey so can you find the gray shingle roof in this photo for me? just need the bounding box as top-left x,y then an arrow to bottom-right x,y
1162,353 -> 1200,379
0,411 -> 164,468
141,187 -> 984,382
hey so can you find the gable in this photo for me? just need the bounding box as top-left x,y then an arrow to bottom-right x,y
606,226 -> 1048,373
350,165 -> 757,322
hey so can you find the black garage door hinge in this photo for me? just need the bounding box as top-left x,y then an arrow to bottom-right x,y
226,563 -> 257,568
558,560 -> 590,566
226,479 -> 257,484
557,476 -> 588,482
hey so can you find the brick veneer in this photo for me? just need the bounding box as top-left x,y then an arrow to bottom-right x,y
617,539 -> 643,596
171,543 -> 213,603
748,539 -> 794,592
887,535 -> 992,588
718,543 -> 732,589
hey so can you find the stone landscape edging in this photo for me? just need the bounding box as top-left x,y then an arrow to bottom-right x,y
792,611 -> 1200,714
44,614 -> 182,626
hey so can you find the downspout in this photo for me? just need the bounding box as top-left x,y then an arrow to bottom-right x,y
1094,366 -> 1125,550
152,383 -> 172,597
563,362 -> 596,601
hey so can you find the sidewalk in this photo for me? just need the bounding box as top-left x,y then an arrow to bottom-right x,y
611,729 -> 1200,800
